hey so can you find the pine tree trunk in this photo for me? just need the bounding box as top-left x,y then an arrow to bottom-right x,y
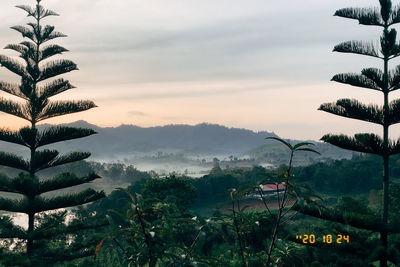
381,53 -> 389,267
27,211 -> 34,256
381,155 -> 389,267
27,121 -> 36,257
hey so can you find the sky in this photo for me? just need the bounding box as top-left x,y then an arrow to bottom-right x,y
0,0 -> 399,140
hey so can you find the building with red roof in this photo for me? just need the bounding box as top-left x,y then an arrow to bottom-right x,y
245,183 -> 286,199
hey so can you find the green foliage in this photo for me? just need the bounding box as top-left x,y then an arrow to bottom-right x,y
142,175 -> 197,212
333,41 -> 380,58
72,150 -> 400,266
99,185 -> 280,267
316,1 -> 400,265
320,99 -> 383,125
0,0 -> 105,264
293,154 -> 382,193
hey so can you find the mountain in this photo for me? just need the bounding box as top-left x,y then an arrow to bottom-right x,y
0,121 -> 352,162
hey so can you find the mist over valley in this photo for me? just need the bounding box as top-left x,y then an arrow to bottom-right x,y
0,120 -> 354,179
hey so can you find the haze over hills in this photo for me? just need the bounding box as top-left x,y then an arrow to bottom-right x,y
40,120 -> 280,159
0,120 -> 352,164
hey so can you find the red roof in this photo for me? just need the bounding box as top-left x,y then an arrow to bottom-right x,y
261,184 -> 285,191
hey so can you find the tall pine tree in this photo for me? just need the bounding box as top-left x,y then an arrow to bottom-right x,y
297,0 -> 400,266
0,0 -> 105,264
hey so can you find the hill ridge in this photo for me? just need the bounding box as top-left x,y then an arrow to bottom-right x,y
1,121 -> 350,162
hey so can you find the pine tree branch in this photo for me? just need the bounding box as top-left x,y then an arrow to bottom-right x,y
39,9 -> 59,19
0,151 -> 29,172
381,28 -> 398,57
381,0 -> 392,22
323,133 -> 400,156
50,151 -> 91,168
0,216 -> 27,239
389,5 -> 400,26
0,173 -> 23,194
38,59 -> 77,81
388,99 -> 400,126
388,139 -> 400,155
5,44 -> 29,56
26,22 -> 39,37
18,127 -> 38,148
0,196 -> 28,213
6,43 -> 68,64
33,189 -> 105,212
361,68 -> 384,89
15,5 -> 35,17
0,128 -> 28,147
36,126 -> 96,148
38,100 -> 96,121
40,44 -> 68,61
319,99 -> 383,125
331,73 -> 381,91
321,133 -> 384,155
334,7 -> 383,26
31,216 -> 108,240
10,25 -> 35,42
0,81 -> 27,100
38,79 -> 75,99
38,172 -> 101,194
388,48 -> 400,60
39,25 -> 66,44
0,55 -> 30,79
0,173 -> 36,196
15,5 -> 59,19
292,203 -> 400,233
31,149 -> 59,172
20,41 -> 36,54
334,41 -> 381,58
390,65 -> 400,91
0,251 -> 30,267
0,149 -> 92,174
16,4 -> 59,20
33,151 -> 91,172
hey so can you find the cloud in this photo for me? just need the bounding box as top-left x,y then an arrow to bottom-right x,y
0,0 -> 387,139
65,6 -> 373,86
127,111 -> 149,117
89,79 -> 301,103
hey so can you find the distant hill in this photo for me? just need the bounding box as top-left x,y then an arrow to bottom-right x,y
0,121 -> 352,163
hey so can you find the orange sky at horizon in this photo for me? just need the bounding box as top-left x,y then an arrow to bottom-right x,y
2,78 -> 400,141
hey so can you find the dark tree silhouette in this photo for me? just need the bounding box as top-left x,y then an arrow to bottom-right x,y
0,0 -> 105,264
313,0 -> 400,266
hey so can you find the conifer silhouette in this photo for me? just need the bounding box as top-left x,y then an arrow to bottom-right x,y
297,1 -> 400,266
0,0 -> 105,264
